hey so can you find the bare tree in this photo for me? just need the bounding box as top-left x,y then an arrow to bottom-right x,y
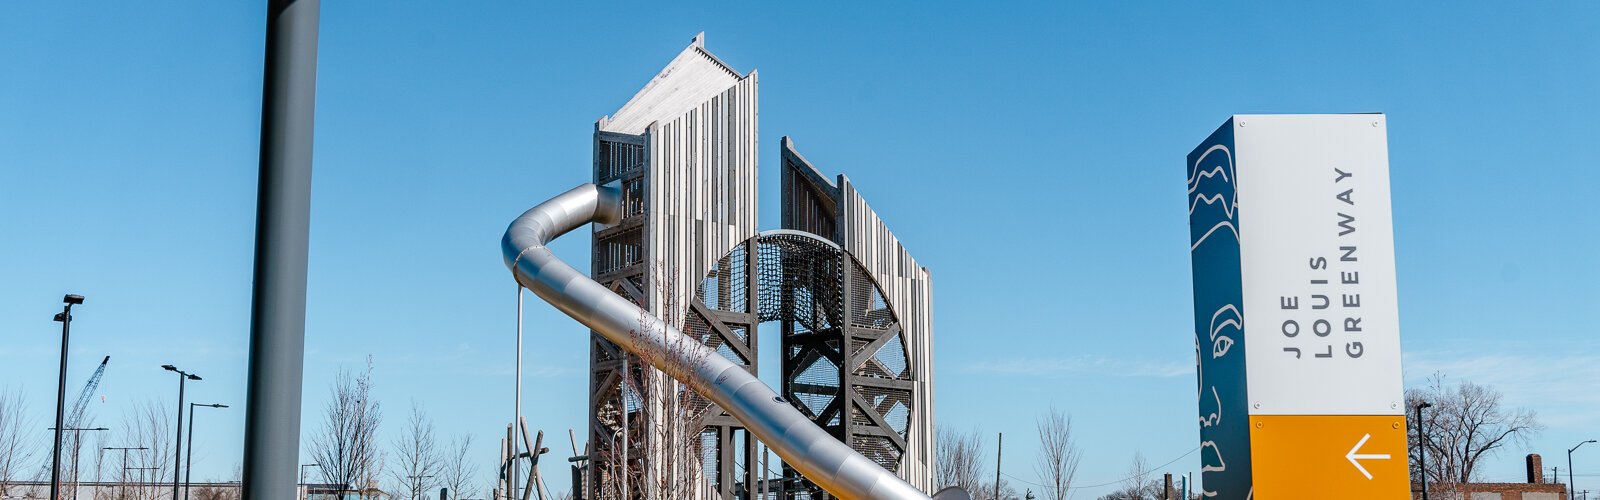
973,477 -> 1020,500
191,484 -> 240,500
186,463 -> 243,500
90,428 -> 109,498
0,388 -> 37,497
440,434 -> 477,500
1033,407 -> 1081,500
593,263 -> 715,499
309,358 -> 384,500
1407,373 -> 1541,487
389,402 -> 442,500
118,399 -> 175,500
1098,451 -> 1161,500
936,426 -> 987,493
631,367 -> 712,500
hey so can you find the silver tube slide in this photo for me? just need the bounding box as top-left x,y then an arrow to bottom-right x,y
504,183 -> 955,500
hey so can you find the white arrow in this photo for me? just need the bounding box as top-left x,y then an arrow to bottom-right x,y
1345,433 -> 1391,480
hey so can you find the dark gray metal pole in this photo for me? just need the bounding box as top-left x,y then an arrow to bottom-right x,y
50,296 -> 81,500
172,374 -> 187,500
1571,440 -> 1593,499
50,307 -> 71,500
242,1 -> 319,499
185,404 -> 227,499
1418,402 -> 1431,500
186,403 -> 196,500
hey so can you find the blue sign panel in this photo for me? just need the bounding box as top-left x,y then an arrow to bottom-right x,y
1188,118 -> 1252,499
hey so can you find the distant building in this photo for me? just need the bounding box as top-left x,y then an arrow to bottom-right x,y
1411,454 -> 1569,500
303,482 -> 391,499
0,480 -> 389,500
0,480 -> 243,500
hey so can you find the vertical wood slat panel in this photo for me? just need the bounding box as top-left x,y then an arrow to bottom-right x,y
590,39 -> 760,497
837,179 -> 936,491
779,137 -> 934,490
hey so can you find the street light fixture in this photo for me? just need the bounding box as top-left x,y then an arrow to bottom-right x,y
124,465 -> 160,484
104,446 -> 148,499
50,293 -> 85,500
162,364 -> 201,500
300,463 -> 320,500
1416,401 -> 1433,500
1571,439 -> 1597,497
183,403 -> 228,500
49,426 -> 108,500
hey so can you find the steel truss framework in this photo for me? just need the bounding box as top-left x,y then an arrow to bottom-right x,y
756,232 -> 915,499
581,36 -> 931,500
690,227 -> 919,499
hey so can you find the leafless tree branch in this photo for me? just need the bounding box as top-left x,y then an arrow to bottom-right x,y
1033,406 -> 1082,500
389,402 -> 442,500
309,357 -> 384,500
936,426 -> 986,493
441,433 -> 477,500
0,388 -> 38,497
1407,372 -> 1542,486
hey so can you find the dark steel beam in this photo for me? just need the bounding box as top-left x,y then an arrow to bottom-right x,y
242,1 -> 319,499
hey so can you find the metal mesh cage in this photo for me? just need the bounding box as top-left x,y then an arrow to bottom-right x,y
677,232 -> 918,498
702,430 -> 721,492
621,176 -> 646,218
792,357 -> 840,418
700,243 -> 749,313
595,227 -> 643,276
855,386 -> 912,436
755,234 -> 842,330
848,262 -> 895,330
685,308 -> 745,365
850,435 -> 903,472
598,139 -> 645,181
867,335 -> 908,379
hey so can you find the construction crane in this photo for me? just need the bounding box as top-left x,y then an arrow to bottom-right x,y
64,356 -> 110,432
65,356 -> 110,497
38,356 -> 110,488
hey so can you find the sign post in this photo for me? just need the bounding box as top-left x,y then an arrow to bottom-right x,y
1187,114 -> 1408,499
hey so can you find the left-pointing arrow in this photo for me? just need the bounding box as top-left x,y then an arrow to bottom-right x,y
1345,433 -> 1392,480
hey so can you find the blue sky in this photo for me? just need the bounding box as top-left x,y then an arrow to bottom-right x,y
3,1 -> 1598,497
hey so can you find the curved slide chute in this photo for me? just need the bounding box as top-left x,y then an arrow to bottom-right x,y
503,183 -> 964,500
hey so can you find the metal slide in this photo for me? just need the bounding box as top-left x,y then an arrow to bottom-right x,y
503,183 -> 968,500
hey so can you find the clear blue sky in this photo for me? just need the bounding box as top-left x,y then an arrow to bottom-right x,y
3,1 -> 1597,497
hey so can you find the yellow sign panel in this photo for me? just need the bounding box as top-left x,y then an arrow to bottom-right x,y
1249,415 -> 1410,500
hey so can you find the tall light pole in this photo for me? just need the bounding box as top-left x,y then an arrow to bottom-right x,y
299,463 -> 319,500
514,286 -> 523,500
104,447 -> 147,500
1416,402 -> 1433,500
49,426 -> 108,500
184,403 -> 228,500
50,293 -> 85,500
1571,439 -> 1597,497
162,365 -> 201,500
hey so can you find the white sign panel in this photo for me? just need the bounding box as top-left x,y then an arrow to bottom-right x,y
1234,114 -> 1404,416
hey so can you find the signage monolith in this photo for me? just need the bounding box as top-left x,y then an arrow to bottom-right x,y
1188,114 -> 1408,499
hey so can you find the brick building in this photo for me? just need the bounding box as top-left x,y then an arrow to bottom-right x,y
1412,454 -> 1569,500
